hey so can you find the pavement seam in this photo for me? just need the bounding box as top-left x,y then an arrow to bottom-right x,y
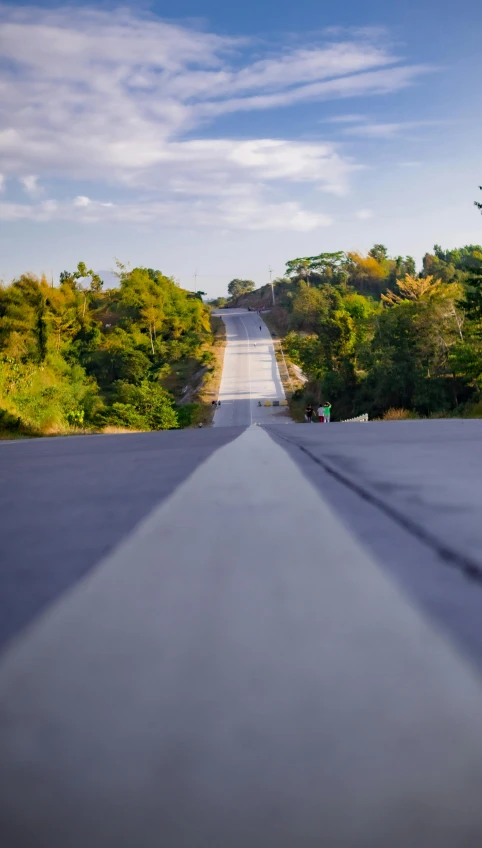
264,425 -> 482,585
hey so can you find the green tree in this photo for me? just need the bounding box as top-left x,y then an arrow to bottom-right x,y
368,244 -> 389,264
227,279 -> 255,299
0,274 -> 49,361
60,262 -> 103,317
285,252 -> 345,282
459,252 -> 482,324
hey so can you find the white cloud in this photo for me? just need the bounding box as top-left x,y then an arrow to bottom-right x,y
20,175 -> 41,195
73,196 -> 92,207
356,209 -> 373,220
0,199 -> 56,221
342,120 -> 439,138
0,193 -> 329,232
326,114 -> 367,123
0,5 -> 434,230
197,65 -> 432,118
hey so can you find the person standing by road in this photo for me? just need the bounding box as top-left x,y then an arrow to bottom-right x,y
323,401 -> 332,423
259,325 -> 262,331
317,404 -> 324,423
305,403 -> 314,423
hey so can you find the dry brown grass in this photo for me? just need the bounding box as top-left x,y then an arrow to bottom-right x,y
382,408 -> 420,421
102,425 -> 146,434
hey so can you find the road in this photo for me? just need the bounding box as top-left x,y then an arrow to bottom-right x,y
3,419 -> 482,843
212,308 -> 287,426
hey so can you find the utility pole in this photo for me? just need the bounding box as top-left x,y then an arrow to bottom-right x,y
268,266 -> 275,306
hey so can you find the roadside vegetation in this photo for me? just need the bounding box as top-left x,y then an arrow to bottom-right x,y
0,263 -> 216,437
4,191 -> 482,434
225,237 -> 482,422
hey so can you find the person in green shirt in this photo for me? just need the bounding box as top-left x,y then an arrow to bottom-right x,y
323,401 -> 332,423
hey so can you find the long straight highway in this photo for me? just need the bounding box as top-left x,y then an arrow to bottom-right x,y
213,308 -> 287,426
3,324 -> 482,846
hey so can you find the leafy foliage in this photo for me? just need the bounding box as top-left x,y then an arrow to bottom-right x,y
227,279 -> 256,299
0,264 -> 213,435
245,240 -> 482,420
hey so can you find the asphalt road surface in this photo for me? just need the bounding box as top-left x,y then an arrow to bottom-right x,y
3,420 -> 482,847
212,308 -> 287,426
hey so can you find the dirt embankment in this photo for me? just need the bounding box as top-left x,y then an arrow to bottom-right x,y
231,284 -> 274,311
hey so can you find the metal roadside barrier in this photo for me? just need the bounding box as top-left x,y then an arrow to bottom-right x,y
342,413 -> 369,422
259,398 -> 288,408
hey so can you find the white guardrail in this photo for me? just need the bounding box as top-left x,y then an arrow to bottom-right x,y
342,413 -> 369,422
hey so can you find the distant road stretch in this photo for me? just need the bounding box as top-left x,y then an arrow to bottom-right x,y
212,308 -> 287,426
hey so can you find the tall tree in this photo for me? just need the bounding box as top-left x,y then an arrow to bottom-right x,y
368,244 -> 388,264
285,252 -> 345,280
227,279 -> 255,299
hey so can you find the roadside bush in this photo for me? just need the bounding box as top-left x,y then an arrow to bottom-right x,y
98,402 -> 148,431
97,380 -> 178,430
0,355 -> 100,433
0,407 -> 22,431
176,402 -> 201,428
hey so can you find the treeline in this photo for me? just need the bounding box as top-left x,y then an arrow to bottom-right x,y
229,244 -> 482,421
0,263 -> 213,436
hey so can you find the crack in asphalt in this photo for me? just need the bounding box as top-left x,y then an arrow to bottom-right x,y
264,425 -> 482,585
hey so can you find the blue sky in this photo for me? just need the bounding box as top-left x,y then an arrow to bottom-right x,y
0,0 -> 481,296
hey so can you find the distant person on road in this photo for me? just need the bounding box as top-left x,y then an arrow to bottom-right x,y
317,404 -> 324,423
323,401 -> 332,423
218,400 -> 221,407
259,325 -> 262,331
305,404 -> 314,423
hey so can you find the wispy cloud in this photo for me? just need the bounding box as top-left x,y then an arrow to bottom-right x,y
326,114 -> 367,123
0,4 -> 434,230
0,194 -> 330,231
342,120 -> 440,138
197,66 -> 432,118
355,209 -> 373,220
